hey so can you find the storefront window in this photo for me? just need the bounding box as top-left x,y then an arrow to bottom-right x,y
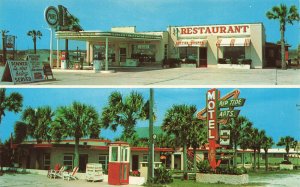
93,44 -> 115,61
223,47 -> 245,60
179,47 -> 197,64
132,44 -> 156,62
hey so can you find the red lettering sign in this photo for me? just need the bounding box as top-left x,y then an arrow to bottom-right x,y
207,89 -> 219,170
178,25 -> 250,35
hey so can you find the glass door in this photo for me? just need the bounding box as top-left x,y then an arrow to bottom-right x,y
120,48 -> 127,62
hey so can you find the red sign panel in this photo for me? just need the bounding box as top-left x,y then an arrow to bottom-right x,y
207,89 -> 218,170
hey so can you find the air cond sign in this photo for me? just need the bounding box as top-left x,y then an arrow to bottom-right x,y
174,24 -> 250,37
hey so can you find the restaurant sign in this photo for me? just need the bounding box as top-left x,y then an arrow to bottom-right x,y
174,24 -> 250,37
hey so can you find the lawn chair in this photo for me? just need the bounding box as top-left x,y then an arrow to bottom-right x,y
50,165 -> 65,179
47,164 -> 60,178
63,166 -> 79,181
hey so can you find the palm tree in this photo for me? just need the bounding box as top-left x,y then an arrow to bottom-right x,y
247,127 -> 259,171
27,30 -> 42,54
266,4 -> 299,69
53,102 -> 100,167
239,121 -> 253,167
22,106 -> 54,143
262,136 -> 274,171
187,118 -> 207,172
277,136 -> 296,161
227,116 -> 252,167
0,88 -> 23,124
101,91 -> 149,140
162,104 -> 197,176
21,106 -> 54,169
256,130 -> 266,169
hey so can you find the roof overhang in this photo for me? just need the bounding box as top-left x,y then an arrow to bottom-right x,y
56,31 -> 162,42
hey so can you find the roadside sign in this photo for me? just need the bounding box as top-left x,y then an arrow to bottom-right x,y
219,98 -> 245,108
1,61 -> 33,84
218,110 -> 240,118
27,54 -> 45,82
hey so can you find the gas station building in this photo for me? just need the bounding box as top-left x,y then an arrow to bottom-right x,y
55,22 -> 286,69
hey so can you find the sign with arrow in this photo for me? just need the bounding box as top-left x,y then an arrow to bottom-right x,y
218,110 -> 240,118
219,98 -> 245,108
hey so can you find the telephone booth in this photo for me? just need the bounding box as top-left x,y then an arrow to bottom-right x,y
108,142 -> 130,185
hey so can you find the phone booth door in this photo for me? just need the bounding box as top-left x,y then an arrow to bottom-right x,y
120,146 -> 130,184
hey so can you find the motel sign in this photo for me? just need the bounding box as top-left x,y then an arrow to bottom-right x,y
205,88 -> 245,171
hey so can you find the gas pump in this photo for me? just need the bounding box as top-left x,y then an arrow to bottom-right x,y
108,142 -> 130,185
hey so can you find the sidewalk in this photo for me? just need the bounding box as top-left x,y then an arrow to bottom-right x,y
1,66 -> 300,86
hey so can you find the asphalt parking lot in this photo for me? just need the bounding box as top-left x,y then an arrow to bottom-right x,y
1,66 -> 299,86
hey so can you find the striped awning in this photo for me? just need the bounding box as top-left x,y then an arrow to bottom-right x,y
216,38 -> 251,47
175,39 -> 207,47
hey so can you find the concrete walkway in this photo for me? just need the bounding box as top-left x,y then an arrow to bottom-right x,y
1,66 -> 299,86
0,173 -> 141,187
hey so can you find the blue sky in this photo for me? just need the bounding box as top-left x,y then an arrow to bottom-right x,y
0,0 -> 299,50
0,88 -> 299,145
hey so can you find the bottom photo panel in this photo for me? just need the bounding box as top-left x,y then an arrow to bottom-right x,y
0,87 -> 299,186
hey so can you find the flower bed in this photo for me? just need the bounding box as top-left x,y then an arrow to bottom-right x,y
196,173 -> 249,185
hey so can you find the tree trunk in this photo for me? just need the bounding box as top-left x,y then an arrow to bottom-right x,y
280,24 -> 286,70
242,150 -> 245,168
253,149 -> 256,172
2,33 -> 6,63
183,144 -> 187,177
74,138 -> 79,167
193,147 -> 196,173
33,38 -> 37,54
233,144 -> 237,167
257,149 -> 260,169
265,151 -> 268,171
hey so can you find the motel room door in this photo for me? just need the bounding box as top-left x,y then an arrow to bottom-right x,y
79,154 -> 88,172
132,155 -> 139,171
199,48 -> 207,68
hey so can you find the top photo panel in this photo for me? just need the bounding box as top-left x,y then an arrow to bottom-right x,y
0,0 -> 299,86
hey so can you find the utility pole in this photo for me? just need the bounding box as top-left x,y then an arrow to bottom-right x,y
148,88 -> 154,182
1,30 -> 9,64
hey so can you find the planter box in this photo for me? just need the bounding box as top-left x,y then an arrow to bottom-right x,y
181,64 -> 197,68
196,173 -> 249,185
280,164 -> 293,170
218,64 -> 250,69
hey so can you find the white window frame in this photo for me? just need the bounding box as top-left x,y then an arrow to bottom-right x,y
43,153 -> 51,169
99,154 -> 109,169
63,154 -> 73,169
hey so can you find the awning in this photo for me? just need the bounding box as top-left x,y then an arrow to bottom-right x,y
216,38 -> 251,47
175,39 -> 207,47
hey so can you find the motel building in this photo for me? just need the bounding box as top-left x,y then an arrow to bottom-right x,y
55,22 -> 288,70
11,138 -> 300,176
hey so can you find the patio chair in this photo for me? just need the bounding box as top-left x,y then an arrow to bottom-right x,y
50,165 -> 65,179
47,164 -> 60,178
63,166 -> 79,181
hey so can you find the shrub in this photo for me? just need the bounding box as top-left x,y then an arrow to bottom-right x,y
281,160 -> 292,165
152,166 -> 173,184
130,170 -> 140,177
241,59 -> 252,65
163,58 -> 181,68
216,166 -> 247,175
197,160 -> 211,173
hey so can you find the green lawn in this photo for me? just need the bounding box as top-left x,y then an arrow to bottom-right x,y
169,179 -> 263,187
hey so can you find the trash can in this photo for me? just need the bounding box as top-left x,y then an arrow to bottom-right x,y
93,60 -> 101,72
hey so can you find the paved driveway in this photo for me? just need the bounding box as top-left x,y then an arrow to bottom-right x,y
1,67 -> 299,86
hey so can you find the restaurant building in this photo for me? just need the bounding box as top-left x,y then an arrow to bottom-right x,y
55,22 -> 287,69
